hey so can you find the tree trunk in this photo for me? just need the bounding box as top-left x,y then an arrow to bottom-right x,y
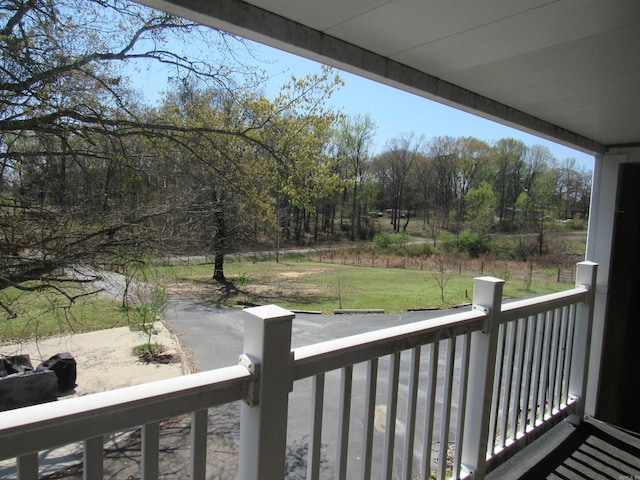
294,207 -> 303,245
212,211 -> 227,282
213,252 -> 225,282
58,140 -> 67,212
350,181 -> 357,241
402,209 -> 410,232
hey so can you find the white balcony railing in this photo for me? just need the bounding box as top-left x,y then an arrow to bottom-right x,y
0,261 -> 597,480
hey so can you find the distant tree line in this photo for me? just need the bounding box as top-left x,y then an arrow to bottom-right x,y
363,134 -> 591,259
0,0 -> 591,311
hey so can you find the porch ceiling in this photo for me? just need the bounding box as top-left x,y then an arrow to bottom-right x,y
139,0 -> 640,155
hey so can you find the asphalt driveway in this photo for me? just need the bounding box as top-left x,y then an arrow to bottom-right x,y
165,296 -> 464,479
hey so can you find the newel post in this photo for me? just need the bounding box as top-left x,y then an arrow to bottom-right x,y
460,276 -> 504,479
238,305 -> 294,480
567,261 -> 598,425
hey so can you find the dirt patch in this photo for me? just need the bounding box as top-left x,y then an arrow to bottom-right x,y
247,283 -> 325,296
166,280 -> 211,298
165,274 -> 328,303
281,271 -> 308,278
280,266 -> 331,278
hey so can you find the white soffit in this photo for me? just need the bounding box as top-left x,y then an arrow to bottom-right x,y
140,0 -> 640,153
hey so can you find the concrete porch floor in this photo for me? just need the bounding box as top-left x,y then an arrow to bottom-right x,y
487,417 -> 640,480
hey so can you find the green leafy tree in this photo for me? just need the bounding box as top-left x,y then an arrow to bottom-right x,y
151,68 -> 343,281
464,181 -> 496,237
265,68 -> 344,246
454,137 -> 492,221
335,114 -> 377,240
460,182 -> 496,257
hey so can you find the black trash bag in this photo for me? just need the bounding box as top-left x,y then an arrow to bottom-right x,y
0,354 -> 34,377
0,370 -> 58,411
37,352 -> 77,393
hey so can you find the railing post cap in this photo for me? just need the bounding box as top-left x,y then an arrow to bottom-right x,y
473,275 -> 506,284
243,304 -> 295,323
577,260 -> 598,266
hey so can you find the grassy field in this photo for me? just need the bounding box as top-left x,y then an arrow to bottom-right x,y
149,256 -> 575,314
1,247 -> 580,341
0,286 -> 138,342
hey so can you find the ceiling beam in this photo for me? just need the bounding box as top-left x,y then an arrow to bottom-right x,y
141,0 -> 606,155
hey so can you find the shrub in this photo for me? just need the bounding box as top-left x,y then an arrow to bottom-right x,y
132,343 -> 165,357
399,242 -> 433,257
561,218 -> 587,230
458,230 -> 491,258
373,232 -> 410,250
234,272 -> 251,286
436,231 -> 458,253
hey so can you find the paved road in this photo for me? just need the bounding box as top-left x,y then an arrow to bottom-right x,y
165,296 -> 465,479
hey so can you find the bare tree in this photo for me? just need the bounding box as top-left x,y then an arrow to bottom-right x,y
432,258 -> 453,303
372,133 -> 423,232
0,0 -> 261,307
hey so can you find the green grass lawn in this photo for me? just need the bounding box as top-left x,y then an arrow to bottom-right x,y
0,286 -> 138,342
0,255 -> 577,342
149,257 -> 573,314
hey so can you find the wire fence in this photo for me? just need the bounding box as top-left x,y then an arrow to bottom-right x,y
170,248 -> 578,286
306,249 -> 577,285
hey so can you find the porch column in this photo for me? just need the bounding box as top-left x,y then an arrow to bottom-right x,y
568,261 -> 598,425
460,276 -> 504,480
238,305 -> 294,480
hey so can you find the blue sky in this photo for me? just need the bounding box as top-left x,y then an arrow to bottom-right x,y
134,40 -> 595,171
